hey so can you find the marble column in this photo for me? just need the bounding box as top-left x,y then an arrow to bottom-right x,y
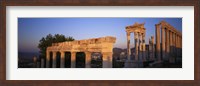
161,26 -> 165,61
60,51 -> 65,68
142,33 -> 146,61
165,29 -> 170,61
102,52 -> 113,68
71,52 -> 76,68
85,52 -> 91,68
134,32 -> 139,61
126,32 -> 131,61
52,51 -> 57,68
156,24 -> 161,61
46,51 -> 50,68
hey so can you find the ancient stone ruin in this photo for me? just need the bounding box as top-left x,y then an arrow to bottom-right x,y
124,21 -> 182,67
41,20 -> 182,68
45,36 -> 116,68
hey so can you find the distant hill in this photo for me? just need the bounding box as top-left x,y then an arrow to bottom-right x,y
18,52 -> 39,60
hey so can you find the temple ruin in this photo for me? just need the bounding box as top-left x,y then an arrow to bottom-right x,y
155,21 -> 182,63
41,20 -> 182,68
45,36 -> 116,68
125,21 -> 182,67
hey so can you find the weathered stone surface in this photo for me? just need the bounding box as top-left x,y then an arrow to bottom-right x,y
125,22 -> 146,67
46,36 -> 116,68
156,21 -> 182,63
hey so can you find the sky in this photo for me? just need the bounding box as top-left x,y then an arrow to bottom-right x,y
18,18 -> 182,53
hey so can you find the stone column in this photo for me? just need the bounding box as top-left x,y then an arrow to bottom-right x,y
169,32 -> 175,63
175,34 -> 178,58
149,38 -> 152,61
178,35 -> 180,53
46,51 -> 50,68
148,38 -> 151,61
179,36 -> 181,56
142,33 -> 146,61
169,31 -> 175,63
180,37 -> 182,57
52,51 -> 57,68
134,32 -> 139,61
71,52 -> 76,68
180,37 -> 182,48
138,33 -> 142,61
126,32 -> 131,61
151,36 -> 155,61
172,33 -> 175,57
102,52 -> 113,68
165,29 -> 170,61
85,52 -> 91,68
169,31 -> 172,53
155,24 -> 161,61
161,26 -> 165,61
60,51 -> 65,68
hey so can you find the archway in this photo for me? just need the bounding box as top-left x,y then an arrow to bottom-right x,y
76,52 -> 85,68
56,52 -> 61,68
91,52 -> 102,68
65,52 -> 71,68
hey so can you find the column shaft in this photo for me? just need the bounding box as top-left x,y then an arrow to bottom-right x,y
46,51 -> 50,68
85,52 -> 91,68
138,33 -> 142,61
156,24 -> 161,61
102,52 -> 113,68
173,33 -> 175,55
175,34 -> 178,58
52,52 -> 57,68
148,38 -> 151,61
60,51 -> 65,68
161,26 -> 165,61
165,29 -> 170,61
142,33 -> 146,61
152,36 -> 155,61
169,31 -> 175,63
71,52 -> 76,68
127,32 -> 131,61
134,32 -> 139,61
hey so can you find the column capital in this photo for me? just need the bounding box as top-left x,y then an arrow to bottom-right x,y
134,32 -> 138,35
155,24 -> 161,27
126,32 -> 131,35
71,51 -> 76,54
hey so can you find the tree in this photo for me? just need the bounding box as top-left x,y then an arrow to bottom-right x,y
38,34 -> 75,59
